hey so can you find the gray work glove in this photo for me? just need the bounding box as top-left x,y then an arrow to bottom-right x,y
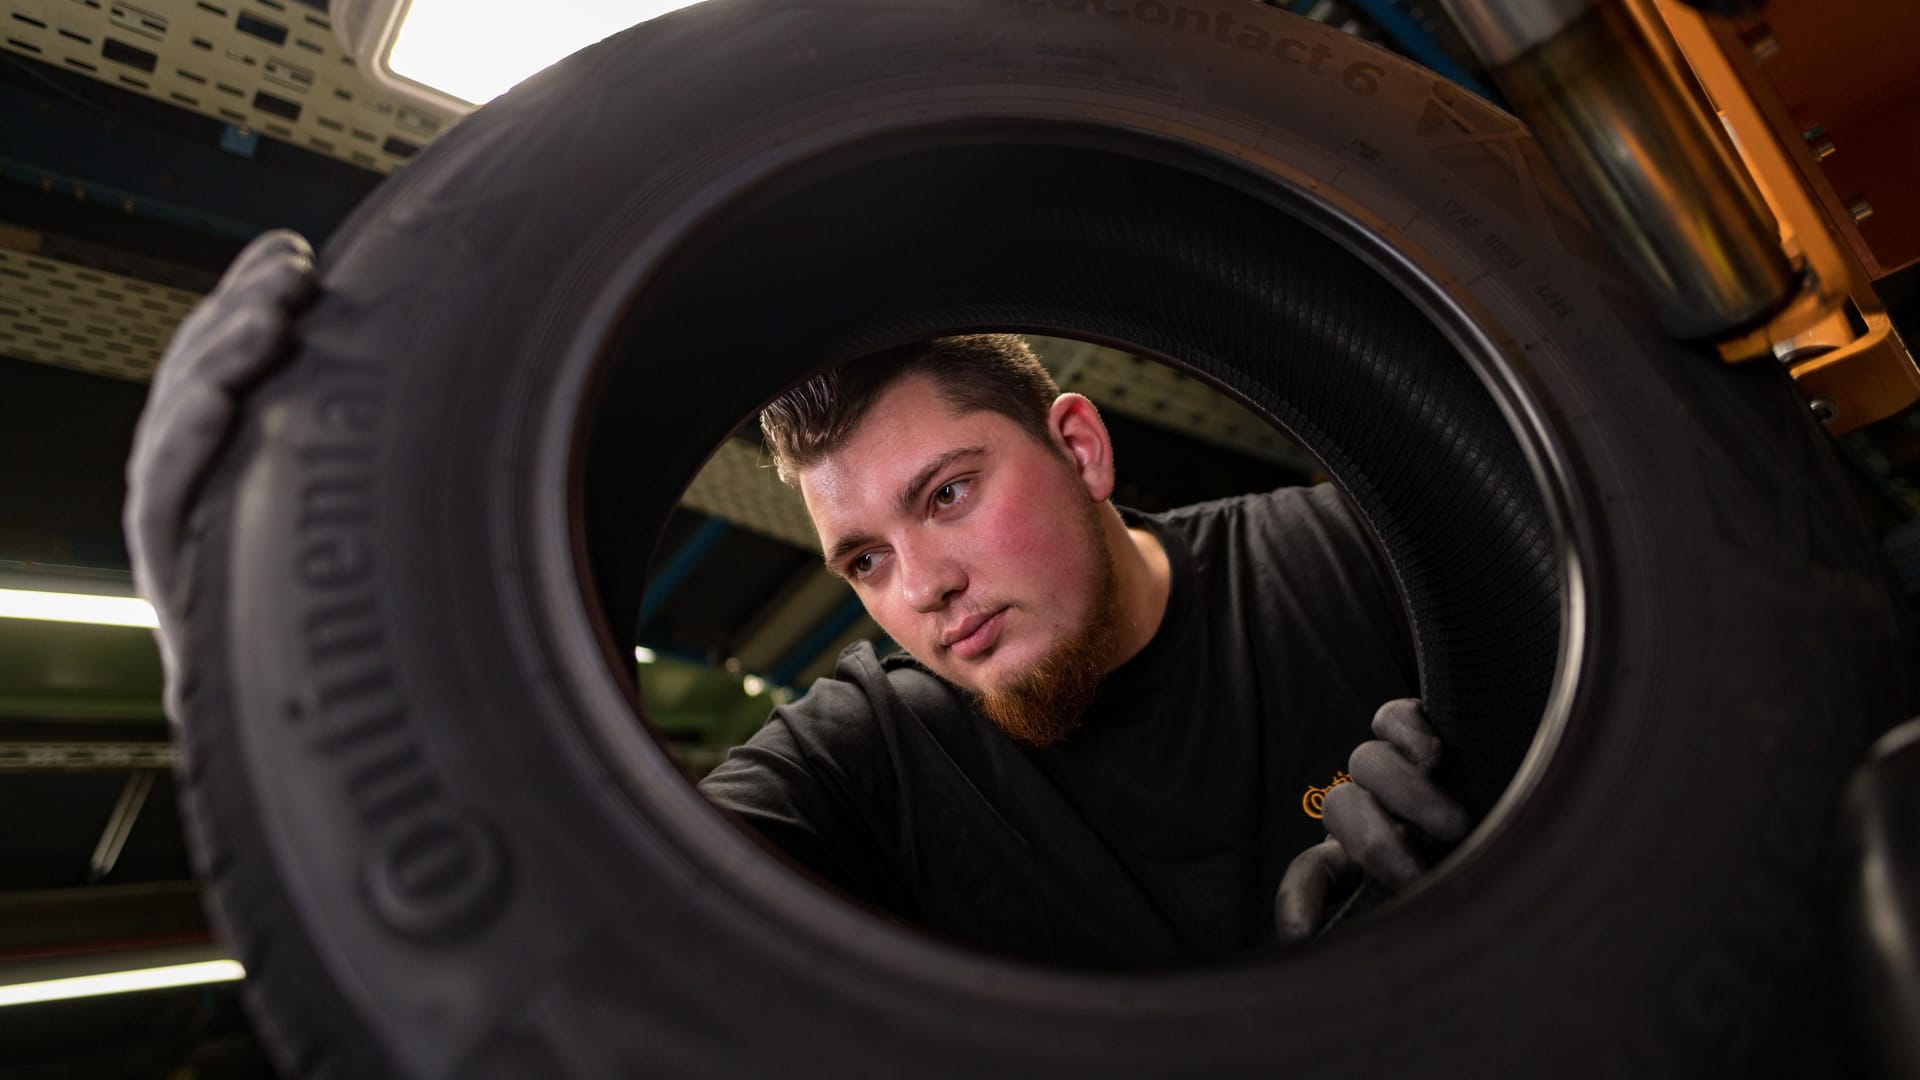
123,229 -> 317,716
1275,698 -> 1470,943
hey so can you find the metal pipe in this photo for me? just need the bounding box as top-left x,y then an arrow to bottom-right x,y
1440,0 -> 1799,340
88,770 -> 156,883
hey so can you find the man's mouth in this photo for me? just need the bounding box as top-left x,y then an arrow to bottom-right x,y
942,608 -> 1007,660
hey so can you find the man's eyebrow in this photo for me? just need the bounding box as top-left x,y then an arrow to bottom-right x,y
893,446 -> 985,517
822,532 -> 873,575
819,446 -> 986,574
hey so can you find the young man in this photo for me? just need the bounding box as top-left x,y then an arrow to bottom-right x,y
700,334 -> 1468,964
128,232 -> 1468,969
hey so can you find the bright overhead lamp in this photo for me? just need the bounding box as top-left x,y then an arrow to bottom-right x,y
332,0 -> 705,116
0,587 -> 158,629
0,959 -> 244,1008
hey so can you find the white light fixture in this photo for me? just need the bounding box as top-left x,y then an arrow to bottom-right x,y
634,646 -> 658,664
333,0 -> 705,116
741,674 -> 767,697
0,588 -> 158,629
0,959 -> 244,1008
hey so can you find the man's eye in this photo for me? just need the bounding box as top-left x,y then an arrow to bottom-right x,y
850,552 -> 876,577
934,479 -> 970,508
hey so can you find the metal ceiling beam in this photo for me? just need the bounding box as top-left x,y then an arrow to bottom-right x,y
730,564 -> 852,677
0,215 -> 224,291
0,742 -> 175,770
769,595 -> 873,688
787,611 -> 887,691
0,79 -> 360,242
0,882 -> 205,953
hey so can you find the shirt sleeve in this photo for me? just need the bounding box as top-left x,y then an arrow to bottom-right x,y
697,649 -> 916,918
1232,483 -> 1420,706
1297,483 -> 1420,693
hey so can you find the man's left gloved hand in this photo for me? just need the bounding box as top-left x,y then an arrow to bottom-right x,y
123,229 -> 317,716
1274,698 -> 1470,943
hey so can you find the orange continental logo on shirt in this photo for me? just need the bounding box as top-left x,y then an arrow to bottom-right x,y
1302,771 -> 1353,820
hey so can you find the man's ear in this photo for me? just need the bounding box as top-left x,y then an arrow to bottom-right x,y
1048,393 -> 1116,502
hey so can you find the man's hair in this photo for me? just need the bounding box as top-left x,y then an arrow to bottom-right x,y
759,334 -> 1061,485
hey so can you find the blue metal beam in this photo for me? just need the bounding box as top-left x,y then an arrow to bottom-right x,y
0,159 -> 265,242
1339,0 -> 1496,101
769,595 -> 872,688
0,82 -> 363,244
636,516 -> 731,637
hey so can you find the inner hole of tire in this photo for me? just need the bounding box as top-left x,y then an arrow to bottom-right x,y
629,338 -> 1330,765
576,134 -> 1561,966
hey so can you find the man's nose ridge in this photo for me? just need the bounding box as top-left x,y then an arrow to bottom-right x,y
901,542 -> 965,613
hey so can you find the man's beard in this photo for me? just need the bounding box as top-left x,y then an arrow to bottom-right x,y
975,533 -> 1121,750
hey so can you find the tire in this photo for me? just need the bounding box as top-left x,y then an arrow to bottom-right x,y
170,1 -> 1913,1076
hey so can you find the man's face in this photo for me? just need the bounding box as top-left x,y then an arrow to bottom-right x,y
798,374 -> 1118,726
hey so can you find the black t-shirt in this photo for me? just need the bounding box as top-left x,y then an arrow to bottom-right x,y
698,484 -> 1417,966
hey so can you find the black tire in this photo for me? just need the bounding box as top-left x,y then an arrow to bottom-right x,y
171,1 -> 1912,1076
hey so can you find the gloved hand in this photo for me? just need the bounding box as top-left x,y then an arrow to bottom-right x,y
1274,698 -> 1470,943
123,229 -> 317,715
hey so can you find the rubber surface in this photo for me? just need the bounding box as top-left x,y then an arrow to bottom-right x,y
168,1 -> 1914,1076
1843,717 -> 1920,1078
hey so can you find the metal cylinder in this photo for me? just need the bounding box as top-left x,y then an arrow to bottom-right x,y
1442,0 -> 1799,341
1444,0 -> 1594,66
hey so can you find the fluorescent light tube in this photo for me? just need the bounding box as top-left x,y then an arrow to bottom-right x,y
0,959 -> 244,1007
0,588 -> 159,628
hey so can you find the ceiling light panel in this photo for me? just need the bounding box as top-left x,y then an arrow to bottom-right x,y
378,0 -> 695,108
0,959 -> 244,1007
0,587 -> 159,628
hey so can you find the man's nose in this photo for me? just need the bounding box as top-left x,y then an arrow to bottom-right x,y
900,543 -> 965,614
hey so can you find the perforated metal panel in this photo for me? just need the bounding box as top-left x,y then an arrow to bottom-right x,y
1,0 -> 450,172
0,244 -> 196,382
680,438 -> 818,550
1034,337 -> 1322,475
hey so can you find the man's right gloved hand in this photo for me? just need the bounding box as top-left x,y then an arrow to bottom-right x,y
1274,698 -> 1470,944
123,229 -> 317,715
